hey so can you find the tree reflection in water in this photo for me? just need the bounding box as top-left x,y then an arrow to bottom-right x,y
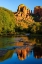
0,50 -> 14,62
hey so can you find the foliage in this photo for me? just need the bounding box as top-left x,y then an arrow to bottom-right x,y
28,22 -> 42,34
15,18 -> 34,32
0,7 -> 16,35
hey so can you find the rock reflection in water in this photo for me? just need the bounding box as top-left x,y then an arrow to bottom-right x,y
16,47 -> 31,60
33,45 -> 42,59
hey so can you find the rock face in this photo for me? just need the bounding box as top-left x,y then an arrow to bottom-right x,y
14,4 -> 42,22
14,4 -> 30,21
34,6 -> 42,16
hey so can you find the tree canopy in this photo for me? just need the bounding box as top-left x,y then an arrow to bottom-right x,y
0,7 -> 16,35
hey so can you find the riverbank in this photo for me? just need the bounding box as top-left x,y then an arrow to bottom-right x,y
0,33 -> 42,37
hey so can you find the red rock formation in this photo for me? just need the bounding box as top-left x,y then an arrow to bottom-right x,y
14,5 -> 42,22
14,4 -> 30,21
34,6 -> 42,16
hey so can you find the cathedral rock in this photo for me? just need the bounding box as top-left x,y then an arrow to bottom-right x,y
14,4 -> 30,21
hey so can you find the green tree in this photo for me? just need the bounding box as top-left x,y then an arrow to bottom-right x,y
0,7 -> 16,35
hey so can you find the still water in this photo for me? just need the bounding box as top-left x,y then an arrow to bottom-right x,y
0,35 -> 42,64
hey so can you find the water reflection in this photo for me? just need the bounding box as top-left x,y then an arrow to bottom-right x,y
16,46 -> 32,60
0,36 -> 42,64
0,45 -> 42,62
0,43 -> 33,61
33,45 -> 42,59
0,50 -> 14,61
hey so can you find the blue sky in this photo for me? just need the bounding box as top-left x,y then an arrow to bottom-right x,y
0,0 -> 42,12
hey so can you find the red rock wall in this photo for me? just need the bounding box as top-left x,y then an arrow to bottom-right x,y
34,6 -> 42,16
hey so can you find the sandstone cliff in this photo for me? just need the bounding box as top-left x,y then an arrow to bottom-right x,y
14,4 -> 33,21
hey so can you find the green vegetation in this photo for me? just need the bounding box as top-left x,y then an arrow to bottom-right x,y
0,7 -> 16,36
15,19 -> 42,34
28,22 -> 42,34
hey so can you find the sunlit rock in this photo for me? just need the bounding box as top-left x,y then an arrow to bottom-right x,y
14,4 -> 30,21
